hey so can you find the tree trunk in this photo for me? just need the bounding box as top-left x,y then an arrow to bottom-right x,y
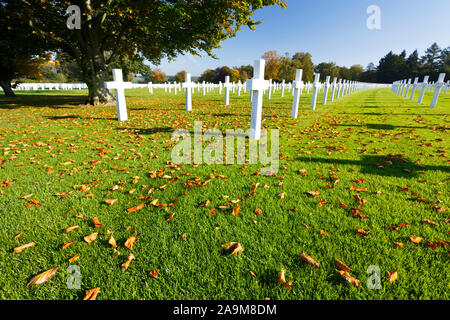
84,68 -> 115,105
0,80 -> 16,97
79,44 -> 115,105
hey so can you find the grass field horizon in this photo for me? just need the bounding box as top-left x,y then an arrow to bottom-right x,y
0,87 -> 448,300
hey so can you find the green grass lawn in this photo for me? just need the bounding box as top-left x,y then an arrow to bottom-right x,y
0,86 -> 448,300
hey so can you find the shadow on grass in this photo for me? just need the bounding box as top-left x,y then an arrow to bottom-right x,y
331,123 -> 428,130
339,112 -> 449,116
115,127 -> 174,135
0,94 -> 87,109
296,155 -> 449,178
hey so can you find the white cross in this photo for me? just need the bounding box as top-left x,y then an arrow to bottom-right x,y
281,80 -> 286,97
182,73 -> 196,111
237,80 -> 242,96
311,73 -> 321,110
291,69 -> 304,119
267,79 -> 273,100
340,80 -> 347,98
105,69 -> 132,121
409,77 -> 419,100
247,59 -> 269,140
322,76 -> 331,105
417,76 -> 429,103
223,76 -> 232,105
148,82 -> 153,94
403,78 -> 412,98
330,77 -> 337,102
430,73 -> 446,108
335,79 -> 342,99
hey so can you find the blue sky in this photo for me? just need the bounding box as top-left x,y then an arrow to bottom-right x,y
150,0 -> 450,76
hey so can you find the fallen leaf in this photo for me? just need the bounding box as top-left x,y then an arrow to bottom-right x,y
61,241 -> 74,250
150,270 -> 160,278
386,270 -> 398,283
393,241 -> 404,248
278,268 -> 286,284
83,287 -> 100,300
121,253 -> 135,270
336,259 -> 352,272
124,236 -> 136,250
69,254 -> 80,263
355,228 -> 370,236
423,219 -> 437,226
92,217 -> 102,228
221,242 -> 243,255
284,280 -> 293,290
410,236 -> 423,244
27,268 -> 58,286
105,199 -> 118,206
108,235 -> 117,248
84,232 -> 98,243
335,269 -> 360,287
300,253 -> 319,268
65,225 -> 79,234
127,203 -> 145,213
13,242 -> 35,253
232,204 -> 240,216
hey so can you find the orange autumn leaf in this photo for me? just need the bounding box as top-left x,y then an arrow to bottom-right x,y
249,270 -> 257,278
127,203 -> 145,213
83,287 -> 100,300
278,268 -> 286,284
221,242 -> 244,255
150,269 -> 160,278
410,236 -> 423,244
254,208 -> 263,216
92,217 -> 102,228
392,241 -> 403,249
124,236 -> 136,250
337,201 -> 348,209
108,235 -> 117,248
61,241 -> 74,250
122,253 -> 136,270
27,268 -> 58,286
69,254 -> 80,263
284,280 -> 293,290
307,190 -> 320,198
427,241 -> 440,250
335,269 -> 360,287
386,270 -> 398,283
65,225 -> 79,234
84,232 -> 98,243
336,259 -> 352,272
355,228 -> 370,236
14,232 -> 24,239
300,253 -> 319,268
423,219 -> 437,226
350,186 -> 368,192
232,204 -> 240,216
105,199 -> 118,206
13,242 -> 35,253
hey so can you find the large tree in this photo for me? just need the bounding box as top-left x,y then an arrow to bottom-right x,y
8,0 -> 286,104
0,2 -> 48,96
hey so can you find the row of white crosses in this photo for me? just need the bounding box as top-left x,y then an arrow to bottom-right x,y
392,73 -> 447,107
104,65 -> 389,140
1,83 -> 88,91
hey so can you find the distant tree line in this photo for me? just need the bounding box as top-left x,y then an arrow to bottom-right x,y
193,43 -> 449,84
12,43 -> 449,87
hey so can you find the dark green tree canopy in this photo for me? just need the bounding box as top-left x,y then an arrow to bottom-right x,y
6,0 -> 286,103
